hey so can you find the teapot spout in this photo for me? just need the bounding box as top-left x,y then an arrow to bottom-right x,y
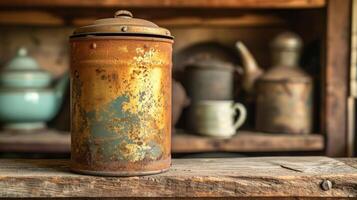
235,41 -> 264,93
54,72 -> 69,110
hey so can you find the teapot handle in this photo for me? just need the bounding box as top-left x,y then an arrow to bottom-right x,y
233,103 -> 247,130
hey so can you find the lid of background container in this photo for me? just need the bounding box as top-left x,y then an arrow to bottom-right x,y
72,10 -> 173,39
185,59 -> 235,71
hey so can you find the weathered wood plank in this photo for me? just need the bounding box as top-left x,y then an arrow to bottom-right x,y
0,157 -> 355,198
339,158 -> 357,169
0,0 -> 325,8
0,130 -> 324,153
324,0 -> 351,157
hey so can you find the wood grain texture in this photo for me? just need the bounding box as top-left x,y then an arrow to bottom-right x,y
0,0 -> 325,8
324,0 -> 351,157
339,158 -> 357,169
0,130 -> 323,153
0,157 -> 356,198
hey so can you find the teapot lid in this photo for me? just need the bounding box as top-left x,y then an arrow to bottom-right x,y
72,10 -> 173,39
0,48 -> 52,88
4,47 -> 40,70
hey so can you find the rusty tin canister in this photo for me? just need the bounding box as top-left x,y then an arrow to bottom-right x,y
255,32 -> 313,134
70,10 -> 173,176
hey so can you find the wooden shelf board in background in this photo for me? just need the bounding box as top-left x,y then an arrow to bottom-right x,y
0,0 -> 325,8
0,130 -> 69,153
0,11 -> 288,27
0,0 -> 324,26
173,130 -> 324,153
0,129 -> 324,154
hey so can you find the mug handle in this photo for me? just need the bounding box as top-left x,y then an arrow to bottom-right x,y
233,103 -> 247,130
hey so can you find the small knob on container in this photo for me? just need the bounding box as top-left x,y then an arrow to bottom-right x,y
115,10 -> 133,18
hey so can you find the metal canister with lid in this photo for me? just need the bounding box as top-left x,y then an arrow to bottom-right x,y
255,32 -> 313,134
70,10 -> 173,176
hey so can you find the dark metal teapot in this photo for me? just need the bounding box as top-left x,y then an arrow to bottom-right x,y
236,32 -> 313,134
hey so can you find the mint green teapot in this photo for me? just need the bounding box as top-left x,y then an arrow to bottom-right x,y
0,47 -> 68,130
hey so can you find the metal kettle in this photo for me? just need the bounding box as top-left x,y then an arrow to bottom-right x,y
236,32 -> 313,134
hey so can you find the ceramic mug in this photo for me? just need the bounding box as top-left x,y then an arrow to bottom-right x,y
188,100 -> 247,138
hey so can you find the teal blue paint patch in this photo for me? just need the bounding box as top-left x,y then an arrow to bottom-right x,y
85,94 -> 164,162
86,95 -> 139,138
147,141 -> 162,160
88,138 -> 126,161
85,94 -> 147,161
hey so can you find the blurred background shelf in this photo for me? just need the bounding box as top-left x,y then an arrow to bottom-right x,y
0,0 -> 325,27
173,130 -> 324,153
0,130 -> 69,153
0,129 -> 324,154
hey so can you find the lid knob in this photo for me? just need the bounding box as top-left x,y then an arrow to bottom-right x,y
18,47 -> 27,56
271,32 -> 302,50
271,32 -> 303,67
115,10 -> 133,18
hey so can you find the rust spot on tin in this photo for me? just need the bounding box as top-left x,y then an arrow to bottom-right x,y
95,68 -> 105,74
90,42 -> 97,49
74,70 -> 80,78
112,73 -> 118,81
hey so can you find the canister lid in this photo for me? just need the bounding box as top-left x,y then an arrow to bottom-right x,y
72,10 -> 173,39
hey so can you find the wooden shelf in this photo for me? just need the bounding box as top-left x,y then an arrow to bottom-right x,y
0,11 -> 289,27
0,157 -> 356,198
173,130 -> 324,153
0,0 -> 325,26
0,0 -> 325,9
0,130 -> 69,153
0,129 -> 324,154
